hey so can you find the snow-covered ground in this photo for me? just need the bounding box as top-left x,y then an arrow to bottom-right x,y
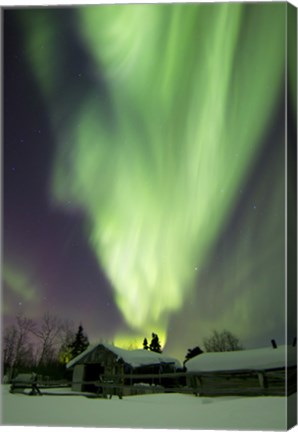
0,384 -> 294,430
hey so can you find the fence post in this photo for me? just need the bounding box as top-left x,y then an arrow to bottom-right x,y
257,371 -> 268,394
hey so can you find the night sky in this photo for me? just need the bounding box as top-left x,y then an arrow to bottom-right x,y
3,3 -> 295,360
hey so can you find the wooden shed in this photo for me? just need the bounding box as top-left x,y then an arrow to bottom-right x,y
67,343 -> 181,395
185,345 -> 297,397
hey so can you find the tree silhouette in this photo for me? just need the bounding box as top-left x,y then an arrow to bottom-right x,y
203,330 -> 243,352
58,320 -> 76,364
149,333 -> 162,353
184,346 -> 203,365
31,312 -> 63,367
69,324 -> 89,359
3,316 -> 35,378
143,337 -> 149,350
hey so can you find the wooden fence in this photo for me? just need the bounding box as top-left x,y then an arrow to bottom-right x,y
67,366 -> 297,397
9,366 -> 296,398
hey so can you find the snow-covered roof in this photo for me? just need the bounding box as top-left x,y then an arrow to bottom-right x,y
67,342 -> 181,369
186,345 -> 297,373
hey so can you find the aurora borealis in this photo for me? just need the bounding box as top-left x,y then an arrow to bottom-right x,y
3,3 -> 296,358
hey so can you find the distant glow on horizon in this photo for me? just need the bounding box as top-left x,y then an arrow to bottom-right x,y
21,4 -> 286,340
114,330 -> 167,351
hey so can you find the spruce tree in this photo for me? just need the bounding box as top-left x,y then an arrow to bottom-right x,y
69,325 -> 89,359
149,333 -> 162,353
184,346 -> 203,365
143,337 -> 149,350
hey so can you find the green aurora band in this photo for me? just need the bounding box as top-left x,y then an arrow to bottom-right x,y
3,262 -> 40,315
3,264 -> 36,302
21,4 -> 287,342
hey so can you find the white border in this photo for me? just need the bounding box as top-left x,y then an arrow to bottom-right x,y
0,2 -> 297,432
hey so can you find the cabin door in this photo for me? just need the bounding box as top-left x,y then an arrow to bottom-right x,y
83,364 -> 103,393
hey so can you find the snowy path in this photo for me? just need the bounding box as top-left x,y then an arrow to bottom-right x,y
1,385 -> 291,430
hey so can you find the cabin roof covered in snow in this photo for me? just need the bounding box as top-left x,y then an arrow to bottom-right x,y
67,343 -> 181,369
185,345 -> 297,372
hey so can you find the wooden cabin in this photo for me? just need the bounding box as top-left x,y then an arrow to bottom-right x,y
185,345 -> 297,397
67,343 -> 181,395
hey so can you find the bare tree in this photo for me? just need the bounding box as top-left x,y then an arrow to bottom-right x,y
57,320 -> 76,364
2,313 -> 36,378
3,325 -> 17,376
31,312 -> 63,366
203,330 -> 243,352
14,314 -> 36,371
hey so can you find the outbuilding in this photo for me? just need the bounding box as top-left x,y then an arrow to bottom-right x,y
185,345 -> 297,396
67,343 -> 181,395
